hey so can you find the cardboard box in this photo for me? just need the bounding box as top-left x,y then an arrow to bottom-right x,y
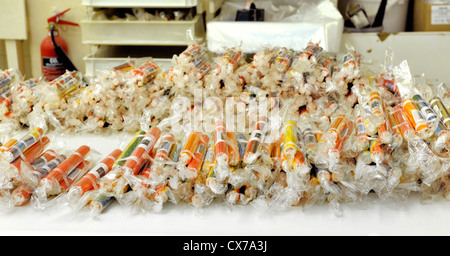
414,0 -> 450,31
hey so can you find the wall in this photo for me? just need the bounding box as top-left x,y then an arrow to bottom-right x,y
25,0 -> 89,78
0,41 -> 6,70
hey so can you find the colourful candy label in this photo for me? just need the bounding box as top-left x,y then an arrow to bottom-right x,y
88,163 -> 108,179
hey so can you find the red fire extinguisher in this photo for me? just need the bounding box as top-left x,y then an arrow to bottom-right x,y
41,8 -> 79,81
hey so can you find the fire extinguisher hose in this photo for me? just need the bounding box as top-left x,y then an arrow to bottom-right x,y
49,24 -> 78,72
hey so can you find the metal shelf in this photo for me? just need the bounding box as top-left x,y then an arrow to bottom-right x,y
82,0 -> 201,8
